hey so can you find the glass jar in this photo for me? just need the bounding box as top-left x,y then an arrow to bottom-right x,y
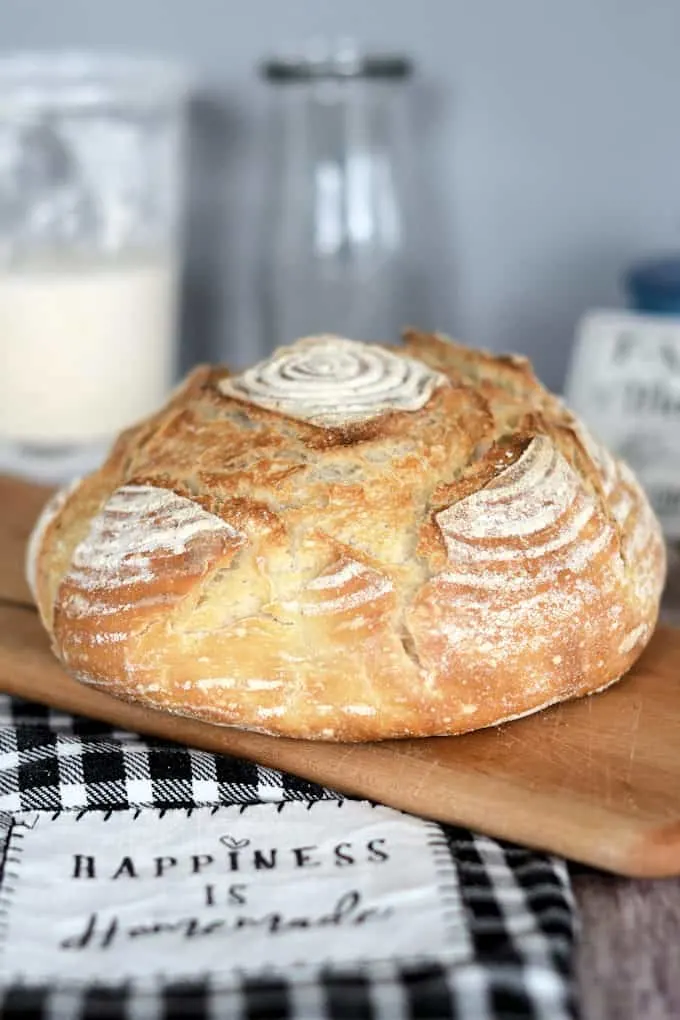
257,44 -> 419,354
0,53 -> 190,484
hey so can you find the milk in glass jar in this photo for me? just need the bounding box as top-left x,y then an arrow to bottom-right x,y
0,54 -> 190,483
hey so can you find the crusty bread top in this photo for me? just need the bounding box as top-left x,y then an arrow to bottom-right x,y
218,334 -> 448,425
29,331 -> 666,740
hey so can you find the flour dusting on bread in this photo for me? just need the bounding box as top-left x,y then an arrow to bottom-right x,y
54,485 -> 245,677
219,335 -> 448,426
435,437 -> 615,573
67,485 -> 242,592
282,556 -> 394,618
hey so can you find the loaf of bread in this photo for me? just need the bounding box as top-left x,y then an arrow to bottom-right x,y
27,331 -> 666,741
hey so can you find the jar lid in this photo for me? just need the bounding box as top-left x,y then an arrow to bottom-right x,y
261,46 -> 413,82
625,255 -> 680,305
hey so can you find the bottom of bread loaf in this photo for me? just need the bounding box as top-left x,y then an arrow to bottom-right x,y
70,666 -> 627,742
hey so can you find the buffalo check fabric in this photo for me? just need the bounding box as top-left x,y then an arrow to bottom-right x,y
0,693 -> 577,1020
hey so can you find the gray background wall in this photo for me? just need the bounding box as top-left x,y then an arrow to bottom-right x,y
3,0 -> 680,391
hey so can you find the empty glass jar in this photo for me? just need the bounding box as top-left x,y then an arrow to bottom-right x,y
258,45 -> 418,353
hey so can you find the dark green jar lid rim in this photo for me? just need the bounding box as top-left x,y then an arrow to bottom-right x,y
261,52 -> 413,82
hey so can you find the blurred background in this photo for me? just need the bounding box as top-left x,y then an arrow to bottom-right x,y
3,0 -> 680,388
2,0 -> 680,590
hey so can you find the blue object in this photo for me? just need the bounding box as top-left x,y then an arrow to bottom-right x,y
625,255 -> 680,314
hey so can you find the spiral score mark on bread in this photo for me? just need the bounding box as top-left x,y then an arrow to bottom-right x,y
218,335 -> 448,426
29,331 -> 666,740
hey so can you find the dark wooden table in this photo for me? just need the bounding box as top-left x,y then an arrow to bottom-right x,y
574,873 -> 680,1020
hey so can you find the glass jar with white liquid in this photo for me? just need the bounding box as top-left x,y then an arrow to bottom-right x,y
0,54 -> 190,483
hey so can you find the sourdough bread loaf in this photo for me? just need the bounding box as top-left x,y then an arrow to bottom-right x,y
27,331 -> 666,740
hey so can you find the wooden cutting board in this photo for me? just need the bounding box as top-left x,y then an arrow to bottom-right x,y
1,475 -> 679,878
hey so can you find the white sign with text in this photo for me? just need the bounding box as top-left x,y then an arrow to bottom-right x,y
0,802 -> 469,983
565,309 -> 680,537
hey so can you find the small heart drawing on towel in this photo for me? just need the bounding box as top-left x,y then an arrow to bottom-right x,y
220,835 -> 251,850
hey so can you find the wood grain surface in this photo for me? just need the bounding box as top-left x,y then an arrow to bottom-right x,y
0,474 -> 51,606
1,474 -> 680,878
573,872 -> 680,1020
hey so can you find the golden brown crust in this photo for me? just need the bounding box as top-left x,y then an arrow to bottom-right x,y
29,332 -> 666,740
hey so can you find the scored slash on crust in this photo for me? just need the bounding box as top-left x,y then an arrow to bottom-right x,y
54,485 -> 246,675
66,485 -> 243,590
279,556 -> 395,619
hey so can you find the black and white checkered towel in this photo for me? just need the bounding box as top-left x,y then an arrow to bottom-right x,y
0,694 -> 577,1020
